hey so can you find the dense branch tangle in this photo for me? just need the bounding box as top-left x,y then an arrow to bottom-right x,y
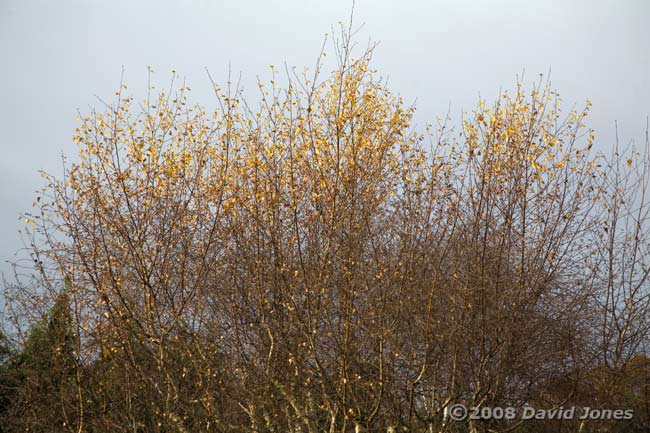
5,34 -> 650,433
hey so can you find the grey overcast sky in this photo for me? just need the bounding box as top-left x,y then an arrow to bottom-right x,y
0,0 -> 648,282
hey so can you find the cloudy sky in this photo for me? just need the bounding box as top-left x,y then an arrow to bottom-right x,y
1,0 -> 648,284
